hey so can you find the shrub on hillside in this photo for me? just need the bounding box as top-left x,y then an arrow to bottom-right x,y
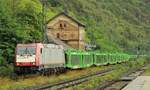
0,65 -> 13,77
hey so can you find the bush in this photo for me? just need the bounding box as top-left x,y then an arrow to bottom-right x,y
0,55 -> 7,66
0,65 -> 13,77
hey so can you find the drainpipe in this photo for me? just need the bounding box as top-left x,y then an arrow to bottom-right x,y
78,25 -> 80,49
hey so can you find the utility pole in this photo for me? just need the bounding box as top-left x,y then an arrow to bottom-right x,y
137,34 -> 143,56
64,0 -> 68,14
41,0 -> 48,43
12,0 -> 15,16
11,0 -> 17,20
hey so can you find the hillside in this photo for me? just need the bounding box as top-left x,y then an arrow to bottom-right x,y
0,0 -> 149,75
47,0 -> 150,54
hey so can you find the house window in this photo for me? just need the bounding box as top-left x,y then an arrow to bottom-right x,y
60,24 -> 63,28
64,23 -> 66,27
47,26 -> 53,29
48,26 -> 52,29
57,33 -> 60,38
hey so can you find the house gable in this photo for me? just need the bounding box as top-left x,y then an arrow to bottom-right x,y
47,12 -> 85,29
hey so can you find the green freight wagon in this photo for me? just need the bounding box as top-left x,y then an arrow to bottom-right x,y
94,52 -> 109,66
65,50 -> 83,69
118,54 -> 122,63
115,53 -> 120,63
114,54 -> 119,64
120,53 -> 127,62
122,54 -> 126,62
117,54 -> 122,63
108,53 -> 115,64
124,54 -> 130,62
109,53 -> 117,64
82,52 -> 93,68
107,53 -> 111,64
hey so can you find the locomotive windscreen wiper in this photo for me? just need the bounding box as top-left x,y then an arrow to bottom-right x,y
26,48 -> 36,55
17,48 -> 26,55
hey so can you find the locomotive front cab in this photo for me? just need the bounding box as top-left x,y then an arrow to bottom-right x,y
16,44 -> 37,66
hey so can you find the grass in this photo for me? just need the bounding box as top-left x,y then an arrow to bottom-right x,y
65,57 -> 149,90
0,57 -> 149,90
0,65 -> 111,90
142,66 -> 150,76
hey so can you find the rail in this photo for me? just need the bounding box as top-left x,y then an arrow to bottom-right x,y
94,64 -> 149,90
25,69 -> 114,90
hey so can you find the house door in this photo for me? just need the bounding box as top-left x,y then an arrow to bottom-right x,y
57,33 -> 60,38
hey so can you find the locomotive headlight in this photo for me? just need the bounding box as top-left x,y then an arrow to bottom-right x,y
16,63 -> 19,66
32,62 -> 35,65
16,63 -> 22,66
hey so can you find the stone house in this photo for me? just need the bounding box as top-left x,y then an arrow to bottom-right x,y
46,12 -> 86,50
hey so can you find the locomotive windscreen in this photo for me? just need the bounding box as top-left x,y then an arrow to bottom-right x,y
16,47 -> 36,63
17,48 -> 35,55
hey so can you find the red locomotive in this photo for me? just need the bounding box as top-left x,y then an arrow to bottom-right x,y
15,43 -> 43,67
15,43 -> 66,74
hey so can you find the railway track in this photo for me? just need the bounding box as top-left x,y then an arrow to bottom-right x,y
25,69 -> 114,90
94,65 -> 149,90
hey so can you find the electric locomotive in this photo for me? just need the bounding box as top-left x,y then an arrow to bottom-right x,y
15,43 -> 66,74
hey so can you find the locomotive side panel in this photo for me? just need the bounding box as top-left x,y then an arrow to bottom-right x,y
41,48 -> 65,68
35,43 -> 44,66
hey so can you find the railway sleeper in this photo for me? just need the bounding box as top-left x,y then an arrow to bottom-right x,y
40,67 -> 66,76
